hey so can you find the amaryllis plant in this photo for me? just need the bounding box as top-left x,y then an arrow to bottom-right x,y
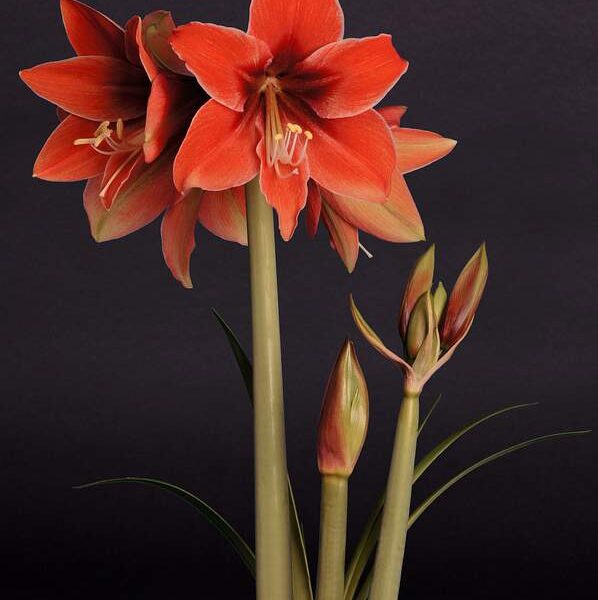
20,1 -> 589,599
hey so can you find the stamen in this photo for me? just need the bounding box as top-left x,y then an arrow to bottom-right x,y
359,242 -> 374,259
73,118 -> 142,157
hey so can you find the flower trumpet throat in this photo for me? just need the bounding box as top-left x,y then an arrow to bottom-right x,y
317,339 -> 369,478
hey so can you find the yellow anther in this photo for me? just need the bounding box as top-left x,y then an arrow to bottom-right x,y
294,125 -> 303,134
304,130 -> 313,140
274,133 -> 284,141
116,118 -> 124,140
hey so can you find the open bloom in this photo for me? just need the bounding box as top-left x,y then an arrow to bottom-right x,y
350,244 -> 488,392
170,0 -> 409,241
19,0 -> 203,241
306,105 -> 457,272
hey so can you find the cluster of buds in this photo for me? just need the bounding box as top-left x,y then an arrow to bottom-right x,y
351,244 -> 488,393
317,340 -> 369,478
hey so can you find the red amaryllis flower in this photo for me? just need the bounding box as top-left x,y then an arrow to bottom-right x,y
19,0 -> 202,242
306,106 -> 457,272
170,0 -> 408,241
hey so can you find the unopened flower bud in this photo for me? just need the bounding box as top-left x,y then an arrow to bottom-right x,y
318,340 -> 369,477
399,245 -> 435,340
407,292 -> 440,378
142,11 -> 189,76
432,281 -> 447,322
440,243 -> 488,349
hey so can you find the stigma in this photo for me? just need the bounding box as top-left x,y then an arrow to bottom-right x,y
264,86 -> 312,178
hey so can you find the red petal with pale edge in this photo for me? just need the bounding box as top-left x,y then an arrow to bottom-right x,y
174,99 -> 260,192
144,74 -> 199,163
99,151 -> 143,209
198,187 -> 248,245
290,35 -> 408,118
85,146 -> 178,242
257,137 -> 308,241
321,202 -> 359,272
33,115 -> 108,181
161,189 -> 203,289
124,16 -> 143,66
60,0 -> 125,59
394,128 -> 457,174
248,0 -> 344,67
20,57 -> 149,121
321,169 -> 424,243
440,244 -> 488,349
292,105 -> 395,201
379,105 -> 407,128
170,23 -> 271,112
305,181 -> 322,238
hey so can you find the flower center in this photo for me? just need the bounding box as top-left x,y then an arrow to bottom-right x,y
74,119 -> 144,200
263,83 -> 312,179
73,119 -> 144,156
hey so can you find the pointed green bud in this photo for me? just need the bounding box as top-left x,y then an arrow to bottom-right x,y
432,281 -> 448,322
411,293 -> 441,377
440,243 -> 488,349
317,340 -> 369,478
142,11 -> 189,76
399,245 -> 435,340
406,292 -> 429,360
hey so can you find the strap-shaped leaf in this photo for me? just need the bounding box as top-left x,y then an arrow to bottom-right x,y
212,309 -> 314,600
418,393 -> 442,435
212,308 -> 253,402
413,402 -> 538,483
345,402 -> 545,600
352,429 -> 590,599
75,477 -> 255,576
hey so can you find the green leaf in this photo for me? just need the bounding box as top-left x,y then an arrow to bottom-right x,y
212,308 -> 253,403
345,401 -> 529,599
212,309 -> 314,599
409,430 -> 591,527
413,402 -> 538,483
353,429 -> 590,600
75,477 -> 255,577
418,394 -> 442,435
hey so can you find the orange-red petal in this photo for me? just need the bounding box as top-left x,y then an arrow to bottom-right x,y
174,99 -> 260,192
60,0 -> 125,59
257,137 -> 308,241
142,11 -> 190,77
321,202 -> 359,273
33,114 -> 108,181
290,35 -> 408,118
394,128 -> 457,174
144,73 -> 199,163
198,187 -> 248,245
170,23 -> 271,112
378,105 -> 407,128
161,189 -> 203,289
20,56 -> 149,121
248,0 -> 344,67
298,106 -> 395,201
305,181 -> 322,238
99,151 -> 143,209
85,147 -> 179,242
320,170 -> 424,243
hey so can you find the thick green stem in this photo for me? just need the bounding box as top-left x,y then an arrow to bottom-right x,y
316,475 -> 349,600
369,389 -> 420,600
246,177 -> 292,600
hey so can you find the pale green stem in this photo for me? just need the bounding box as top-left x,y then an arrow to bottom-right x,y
246,177 -> 292,600
369,390 -> 420,600
316,475 -> 349,600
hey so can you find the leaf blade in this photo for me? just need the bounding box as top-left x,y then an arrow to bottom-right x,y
75,477 -> 256,576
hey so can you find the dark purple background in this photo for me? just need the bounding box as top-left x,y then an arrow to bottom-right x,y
2,0 -> 596,598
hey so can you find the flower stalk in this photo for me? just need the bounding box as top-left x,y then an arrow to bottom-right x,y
368,388 -> 420,600
316,475 -> 349,600
246,176 -> 292,600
